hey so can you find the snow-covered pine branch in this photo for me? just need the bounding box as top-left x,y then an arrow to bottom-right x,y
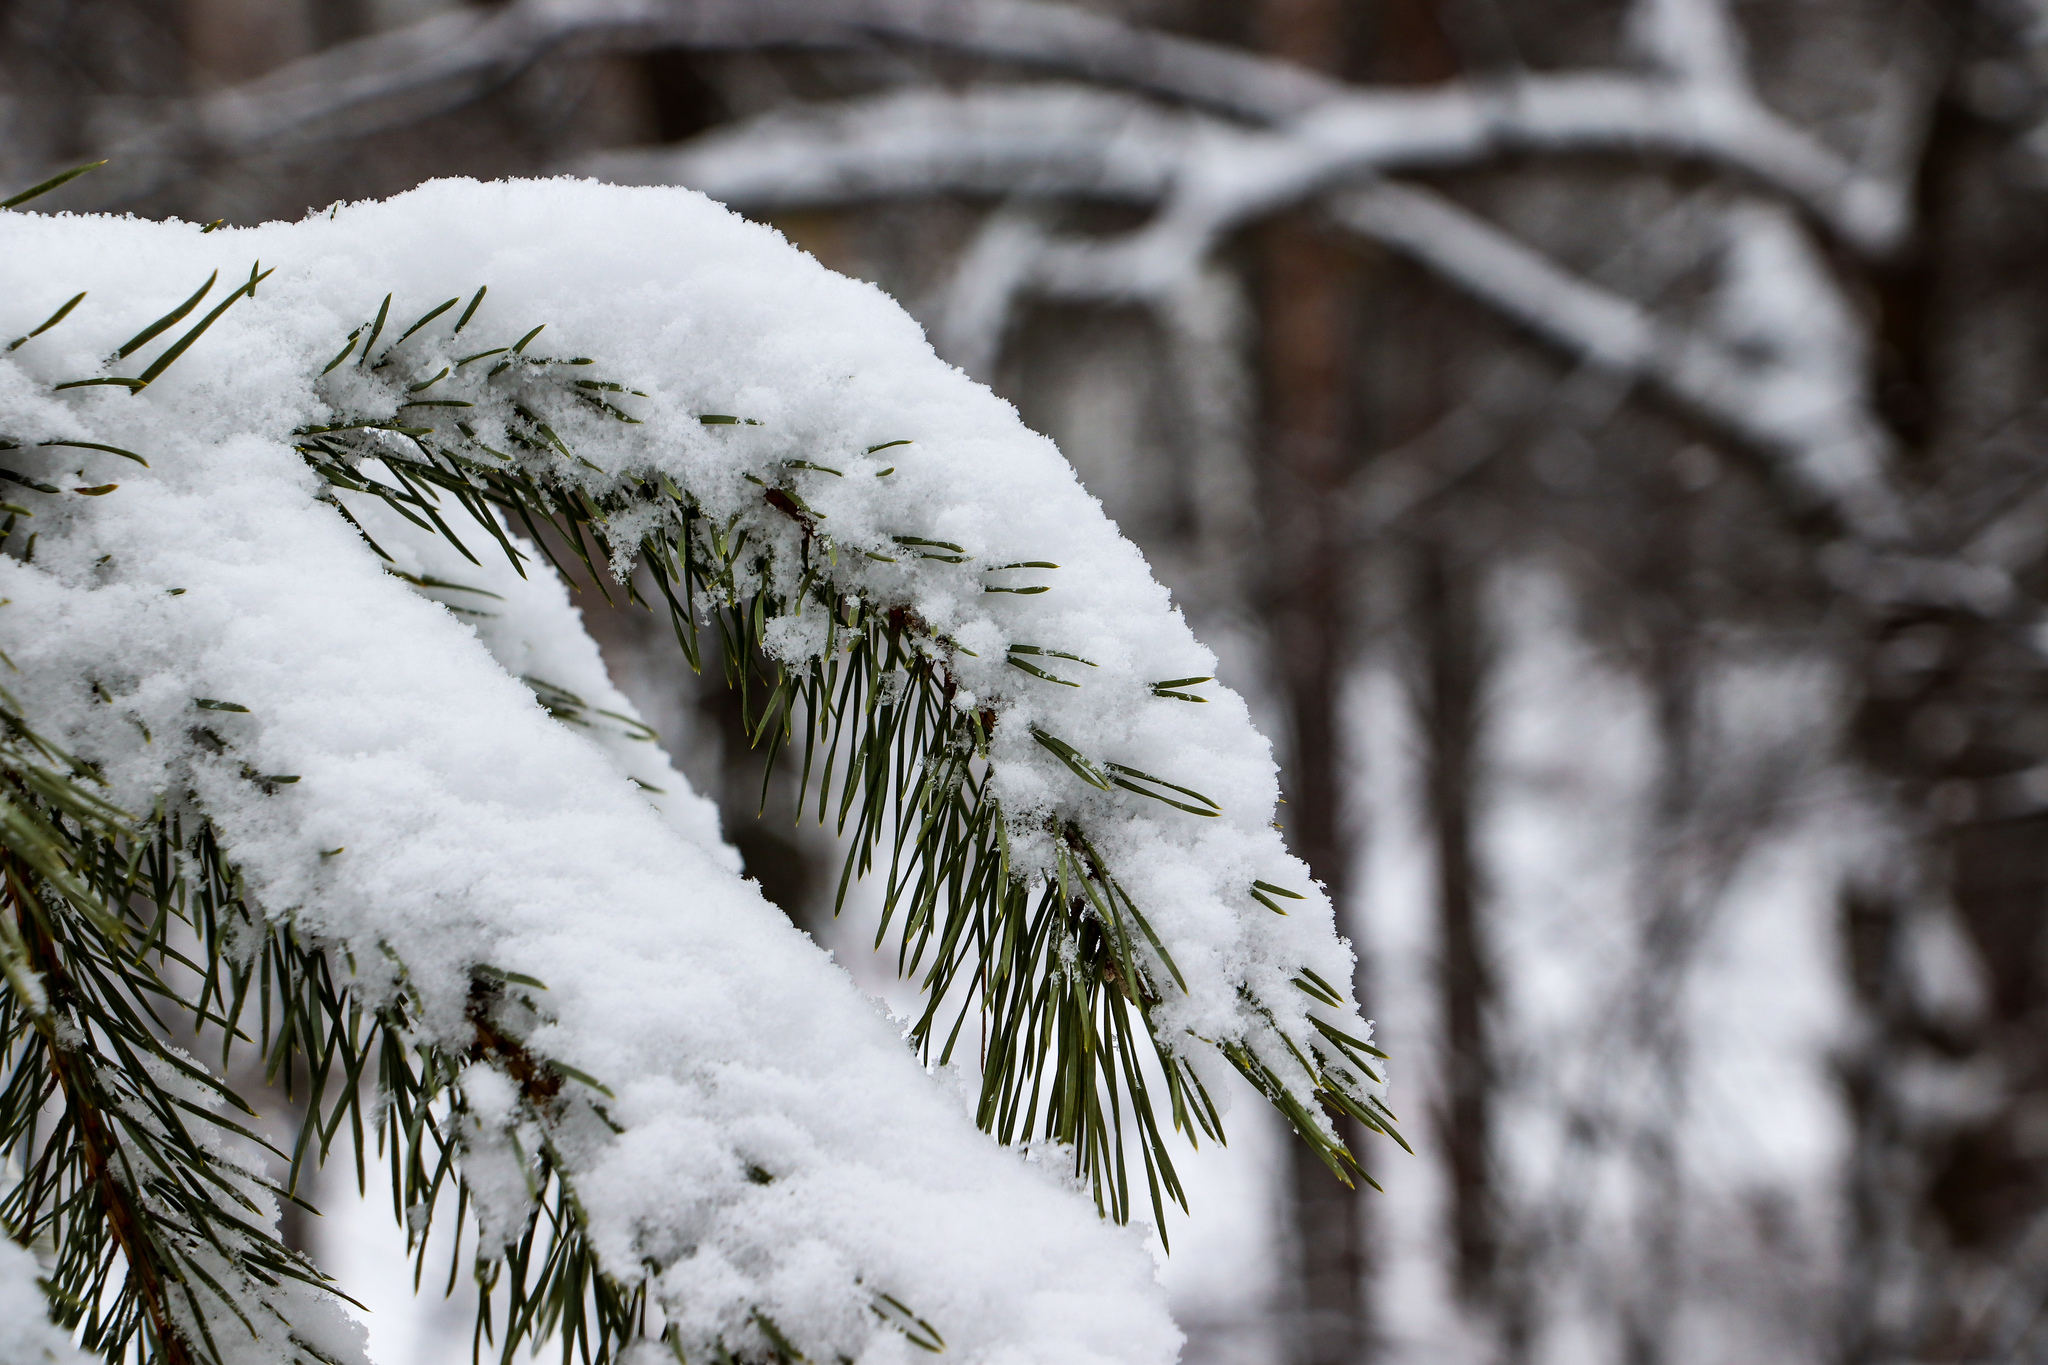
0,176 -> 1389,1365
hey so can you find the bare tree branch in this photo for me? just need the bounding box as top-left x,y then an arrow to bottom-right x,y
1628,0 -> 1752,90
51,0 -> 1322,209
56,0 -> 1915,548
589,74 -> 1900,252
933,206 -> 1051,376
1332,184 -> 1905,540
584,85 -> 1193,211
851,0 -> 1336,120
587,82 -> 1909,543
75,0 -> 1901,253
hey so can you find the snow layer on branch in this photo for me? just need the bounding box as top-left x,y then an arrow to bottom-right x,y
0,176 -> 1373,1360
0,366 -> 1174,1365
352,495 -> 736,868
0,1242 -> 89,1365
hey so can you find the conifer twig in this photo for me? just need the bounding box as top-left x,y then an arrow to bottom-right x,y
4,855 -> 196,1365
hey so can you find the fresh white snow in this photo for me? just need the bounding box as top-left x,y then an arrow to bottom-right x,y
0,1240 -> 91,1365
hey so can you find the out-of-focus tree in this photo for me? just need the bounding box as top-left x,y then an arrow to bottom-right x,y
18,0 -> 2048,1361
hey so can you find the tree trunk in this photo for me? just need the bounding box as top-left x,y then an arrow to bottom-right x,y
1253,6 -> 1365,1361
1840,31 -> 2048,1358
1258,200 -> 1367,1364
1418,544 -> 1497,1317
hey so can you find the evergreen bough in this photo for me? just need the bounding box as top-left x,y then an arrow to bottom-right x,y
0,170 -> 1402,1365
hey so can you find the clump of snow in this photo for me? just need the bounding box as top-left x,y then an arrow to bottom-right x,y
0,1240 -> 89,1365
0,176 -> 1384,1363
352,494 -> 735,867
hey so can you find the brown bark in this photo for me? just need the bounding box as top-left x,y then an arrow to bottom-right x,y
1418,546 -> 1497,1310
1259,207 -> 1367,1365
1253,7 -> 1365,1361
1839,29 -> 2048,1357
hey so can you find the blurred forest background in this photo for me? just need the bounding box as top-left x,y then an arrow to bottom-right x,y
9,0 -> 2048,1362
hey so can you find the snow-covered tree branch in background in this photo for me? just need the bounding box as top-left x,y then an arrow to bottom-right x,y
26,0 -> 1947,573
536,0 -> 1920,563
57,0 -> 1922,540
0,174 -> 1395,1364
81,0 -> 1900,250
586,80 -> 1908,544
